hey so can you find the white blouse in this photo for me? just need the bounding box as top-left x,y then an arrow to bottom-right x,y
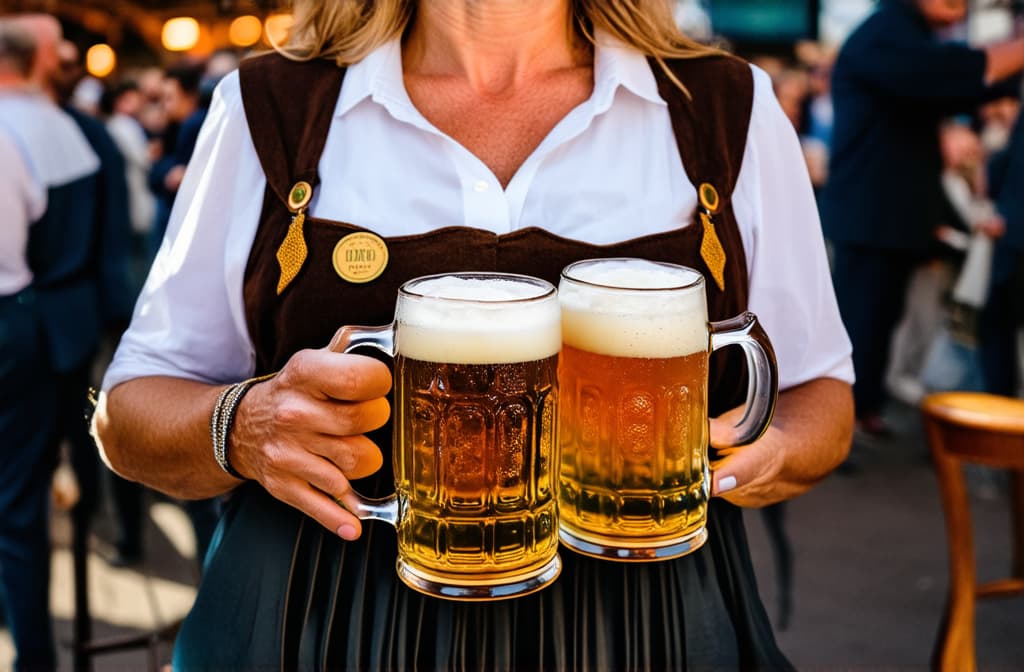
103,36 -> 853,393
0,129 -> 46,295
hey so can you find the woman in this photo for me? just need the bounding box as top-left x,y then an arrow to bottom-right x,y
94,0 -> 854,669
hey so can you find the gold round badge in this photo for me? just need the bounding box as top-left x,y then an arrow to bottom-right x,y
332,232 -> 389,283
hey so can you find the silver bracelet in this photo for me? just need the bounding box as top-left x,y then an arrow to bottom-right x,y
211,373 -> 276,479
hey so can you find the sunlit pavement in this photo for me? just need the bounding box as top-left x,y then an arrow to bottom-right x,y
746,400 -> 1024,670
0,499 -> 199,671
2,400 -> 1023,670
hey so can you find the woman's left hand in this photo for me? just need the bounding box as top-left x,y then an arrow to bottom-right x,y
707,377 -> 853,508
709,422 -> 784,504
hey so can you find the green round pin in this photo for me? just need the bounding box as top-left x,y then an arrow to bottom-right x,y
288,181 -> 313,211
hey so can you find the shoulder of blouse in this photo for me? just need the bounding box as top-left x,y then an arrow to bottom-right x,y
746,64 -> 779,131
731,61 -> 817,253
743,63 -> 804,178
201,69 -> 261,180
734,63 -> 795,198
210,68 -> 245,120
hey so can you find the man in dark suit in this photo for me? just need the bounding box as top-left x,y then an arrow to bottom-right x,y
50,33 -> 137,554
8,18 -> 134,668
18,16 -> 134,520
0,14 -> 112,670
0,25 -> 57,671
982,110 -> 1024,396
824,0 -> 1024,434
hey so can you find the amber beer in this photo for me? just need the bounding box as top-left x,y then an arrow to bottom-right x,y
558,260 -> 713,560
337,273 -> 562,600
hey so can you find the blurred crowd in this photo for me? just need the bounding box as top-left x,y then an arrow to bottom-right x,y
0,13 -> 243,670
759,31 -> 1022,435
73,49 -> 241,274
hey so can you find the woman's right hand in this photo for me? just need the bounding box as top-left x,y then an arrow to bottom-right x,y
228,348 -> 392,540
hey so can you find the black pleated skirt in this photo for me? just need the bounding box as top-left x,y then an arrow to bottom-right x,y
173,480 -> 792,671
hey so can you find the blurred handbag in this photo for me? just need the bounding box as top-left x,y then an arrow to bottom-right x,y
951,232 -> 994,309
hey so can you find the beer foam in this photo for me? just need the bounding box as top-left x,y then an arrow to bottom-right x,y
397,276 -> 561,364
567,258 -> 701,290
559,260 -> 708,358
407,276 -> 548,302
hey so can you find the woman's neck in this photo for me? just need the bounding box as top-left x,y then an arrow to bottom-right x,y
404,0 -> 585,96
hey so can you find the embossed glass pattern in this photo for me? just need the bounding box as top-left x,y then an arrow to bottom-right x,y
335,272 -> 563,599
557,258 -> 777,562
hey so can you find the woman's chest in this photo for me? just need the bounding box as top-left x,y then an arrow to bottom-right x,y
315,93 -> 699,244
403,71 -> 594,188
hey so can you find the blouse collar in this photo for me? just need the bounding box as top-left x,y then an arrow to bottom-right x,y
335,29 -> 666,120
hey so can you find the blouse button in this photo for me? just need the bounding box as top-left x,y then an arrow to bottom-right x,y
473,180 -> 489,193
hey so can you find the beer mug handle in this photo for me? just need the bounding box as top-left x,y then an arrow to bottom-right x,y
330,324 -> 400,527
709,312 -> 778,446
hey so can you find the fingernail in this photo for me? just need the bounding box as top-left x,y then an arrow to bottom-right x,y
717,475 -> 737,494
337,524 -> 358,540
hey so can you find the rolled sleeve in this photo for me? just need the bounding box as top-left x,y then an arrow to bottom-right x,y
103,71 -> 264,391
735,67 -> 855,390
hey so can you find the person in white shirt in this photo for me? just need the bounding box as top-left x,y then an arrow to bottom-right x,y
1,16 -> 110,671
94,1 -> 854,669
0,129 -> 45,297
103,81 -> 156,242
0,22 -> 58,672
938,122 -> 1006,310
0,128 -> 56,672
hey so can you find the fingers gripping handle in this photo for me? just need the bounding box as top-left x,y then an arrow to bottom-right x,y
709,312 -> 778,446
330,324 -> 395,358
330,323 -> 400,527
337,493 -> 401,526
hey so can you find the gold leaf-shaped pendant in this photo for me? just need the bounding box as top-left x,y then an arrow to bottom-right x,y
276,211 -> 307,295
700,212 -> 726,292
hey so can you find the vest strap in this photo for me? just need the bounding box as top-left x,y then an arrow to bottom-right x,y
239,53 -> 347,209
650,55 -> 755,207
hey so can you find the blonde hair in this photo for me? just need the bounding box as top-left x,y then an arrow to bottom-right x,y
280,0 -> 723,89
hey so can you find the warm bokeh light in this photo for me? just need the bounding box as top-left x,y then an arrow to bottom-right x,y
162,17 -> 200,52
229,15 -> 263,47
85,43 -> 116,78
264,13 -> 294,47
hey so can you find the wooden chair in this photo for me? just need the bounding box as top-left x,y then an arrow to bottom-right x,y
922,392 -> 1024,672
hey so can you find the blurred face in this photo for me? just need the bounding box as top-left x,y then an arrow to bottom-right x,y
983,98 -> 1020,127
940,125 -> 981,168
138,67 -> 164,101
115,89 -> 142,117
776,78 -> 807,129
54,40 -> 81,102
139,101 -> 166,135
14,15 -> 61,87
808,65 -> 831,96
162,78 -> 195,123
916,0 -> 968,28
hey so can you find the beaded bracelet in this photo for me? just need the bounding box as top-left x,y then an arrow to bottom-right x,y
211,373 -> 276,479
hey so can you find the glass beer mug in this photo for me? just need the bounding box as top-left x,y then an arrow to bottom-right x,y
557,258 -> 778,561
333,273 -> 562,600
